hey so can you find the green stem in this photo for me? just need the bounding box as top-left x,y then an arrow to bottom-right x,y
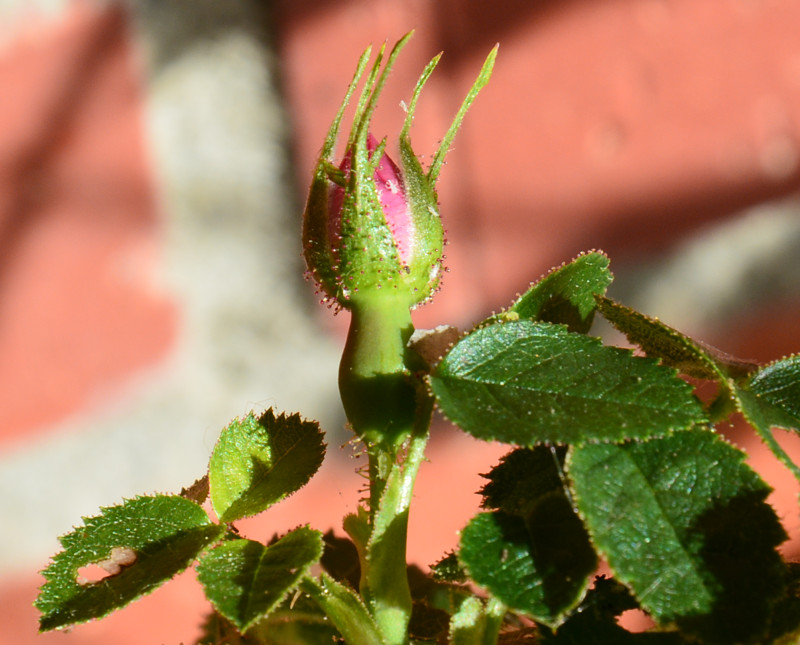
339,295 -> 416,450
338,294 -> 434,645
362,430 -> 429,645
482,597 -> 507,645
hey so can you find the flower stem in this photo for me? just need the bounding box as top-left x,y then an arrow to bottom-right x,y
339,294 -> 417,450
338,294 -> 433,644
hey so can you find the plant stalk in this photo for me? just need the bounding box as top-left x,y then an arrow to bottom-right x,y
338,294 -> 433,644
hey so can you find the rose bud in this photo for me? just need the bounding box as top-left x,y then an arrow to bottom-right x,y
302,33 -> 496,448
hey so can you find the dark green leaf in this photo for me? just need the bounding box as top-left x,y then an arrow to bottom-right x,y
431,321 -> 706,445
468,447 -> 596,624
540,577 -> 683,644
568,431 -> 787,643
764,562 -> 800,643
747,354 -> 800,429
409,599 -> 451,642
197,526 -> 323,633
37,495 -> 223,631
480,446 -> 568,515
502,251 -> 613,333
197,611 -> 258,644
209,409 -> 325,523
320,530 -> 361,590
459,505 -> 596,627
595,296 -> 754,380
431,551 -> 467,583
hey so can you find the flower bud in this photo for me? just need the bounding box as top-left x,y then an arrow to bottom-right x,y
302,33 -> 496,448
303,34 -> 495,313
315,132 -> 443,310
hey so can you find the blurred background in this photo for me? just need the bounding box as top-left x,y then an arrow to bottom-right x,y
2,0 -> 800,642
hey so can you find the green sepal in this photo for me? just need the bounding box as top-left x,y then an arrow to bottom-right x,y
208,409 -> 326,523
302,44 -> 372,301
430,321 -> 707,445
301,571 -> 385,645
196,527 -> 324,633
427,44 -> 498,184
37,495 -> 223,632
398,131 -> 445,304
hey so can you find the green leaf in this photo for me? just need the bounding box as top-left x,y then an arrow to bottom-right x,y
209,409 -> 325,523
459,504 -> 596,627
733,385 -> 800,483
246,594 -> 341,645
430,321 -> 706,445
596,296 -> 756,380
500,251 -> 613,334
197,526 -> 323,633
37,495 -> 223,632
747,354 -> 800,430
470,446 -> 596,625
568,430 -> 788,643
734,355 -> 800,483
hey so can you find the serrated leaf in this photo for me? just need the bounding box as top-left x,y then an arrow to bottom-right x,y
596,296 -> 757,380
430,321 -> 706,445
765,562 -> 800,644
197,526 -> 323,633
539,577 -> 682,645
470,445 -> 596,624
459,505 -> 596,627
197,611 -> 256,644
500,251 -> 613,333
431,551 -> 467,583
37,495 -> 223,631
568,430 -> 788,643
734,385 -> 800,483
480,446 -> 568,515
209,409 -> 325,523
748,354 -> 800,429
